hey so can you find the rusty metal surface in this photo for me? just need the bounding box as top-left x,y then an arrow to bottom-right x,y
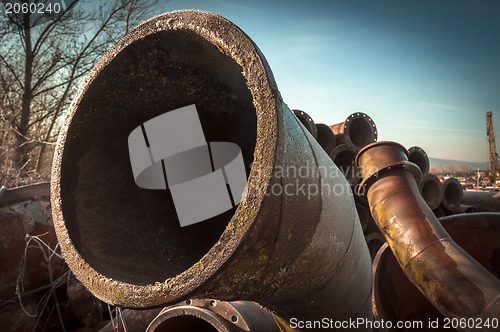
356,141 -> 500,328
51,9 -> 372,324
315,123 -> 336,154
291,109 -> 318,139
462,190 -> 500,212
146,299 -> 282,332
408,146 -> 430,177
442,177 -> 463,212
419,173 -> 443,210
373,213 -> 500,330
329,112 -> 377,153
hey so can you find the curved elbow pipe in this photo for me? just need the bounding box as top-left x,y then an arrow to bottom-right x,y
51,9 -> 372,325
356,141 -> 500,326
373,213 -> 500,328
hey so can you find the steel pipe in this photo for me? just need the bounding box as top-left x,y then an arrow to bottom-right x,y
442,177 -> 463,212
291,109 -> 317,139
356,141 -> 500,327
462,190 -> 500,212
373,213 -> 500,329
146,299 -> 281,332
51,9 -> 372,325
329,144 -> 361,186
315,123 -> 336,154
329,112 -> 377,153
408,146 -> 430,177
419,173 -> 443,210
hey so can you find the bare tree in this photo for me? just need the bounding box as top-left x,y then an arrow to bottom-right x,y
0,0 -> 161,186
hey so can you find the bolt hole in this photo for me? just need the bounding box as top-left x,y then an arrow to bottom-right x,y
210,300 -> 217,306
231,315 -> 238,323
186,299 -> 192,305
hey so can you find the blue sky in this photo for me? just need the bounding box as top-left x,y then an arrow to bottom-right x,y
154,0 -> 500,162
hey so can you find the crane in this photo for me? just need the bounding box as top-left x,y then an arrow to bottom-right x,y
486,111 -> 500,181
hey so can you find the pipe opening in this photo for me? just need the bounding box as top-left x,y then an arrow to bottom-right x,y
59,29 -> 257,285
408,150 -> 429,175
150,315 -> 221,332
348,118 -> 373,149
422,179 -> 440,208
444,181 -> 461,207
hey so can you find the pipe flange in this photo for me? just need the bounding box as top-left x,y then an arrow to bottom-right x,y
356,141 -> 422,197
344,112 -> 377,152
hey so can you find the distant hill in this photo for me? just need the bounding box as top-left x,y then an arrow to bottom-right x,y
429,157 -> 489,172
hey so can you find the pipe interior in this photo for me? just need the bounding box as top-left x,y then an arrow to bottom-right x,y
348,118 -> 373,148
151,315 -> 220,332
444,181 -> 461,207
409,151 -> 428,175
60,30 -> 257,285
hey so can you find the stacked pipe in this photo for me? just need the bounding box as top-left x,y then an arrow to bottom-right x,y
292,109 -> 383,258
51,10 -> 373,331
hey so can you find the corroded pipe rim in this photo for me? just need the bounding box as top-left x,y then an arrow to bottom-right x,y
51,10 -> 279,307
355,141 -> 422,197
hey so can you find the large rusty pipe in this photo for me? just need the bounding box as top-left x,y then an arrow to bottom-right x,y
315,123 -> 336,154
356,141 -> 500,327
462,190 -> 500,212
51,10 -> 372,325
407,146 -> 430,177
373,213 -> 500,329
442,177 -> 464,212
419,173 -> 443,210
329,112 -> 377,153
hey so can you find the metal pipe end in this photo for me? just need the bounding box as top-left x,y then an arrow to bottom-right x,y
342,112 -> 378,153
355,141 -> 422,197
419,174 -> 443,210
291,109 -> 318,139
441,177 -> 464,211
51,9 -> 279,308
408,146 -> 430,177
